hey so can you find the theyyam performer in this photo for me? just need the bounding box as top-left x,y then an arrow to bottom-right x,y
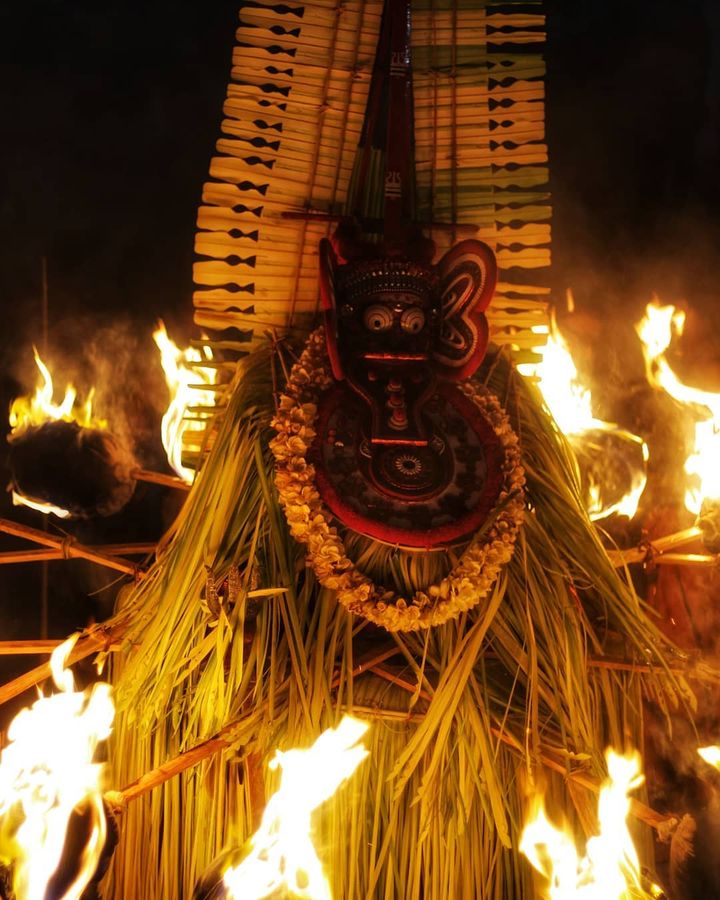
103,1 -> 689,897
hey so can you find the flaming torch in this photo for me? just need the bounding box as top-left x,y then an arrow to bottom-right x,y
519,319 -> 648,521
0,635 -> 115,898
193,717 -> 370,900
520,749 -> 653,899
636,300 -> 720,550
8,349 -> 137,518
152,322 -> 219,484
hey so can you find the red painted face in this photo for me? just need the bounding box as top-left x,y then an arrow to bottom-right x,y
319,237 -> 497,413
338,284 -> 440,445
315,235 -> 500,545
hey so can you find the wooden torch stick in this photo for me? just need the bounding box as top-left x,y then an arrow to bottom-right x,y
117,719 -> 245,804
535,749 -> 676,834
133,468 -> 191,492
0,640 -> 122,656
608,525 -> 705,568
0,518 -> 139,577
0,620 -> 129,707
0,542 -> 157,565
653,552 -> 718,568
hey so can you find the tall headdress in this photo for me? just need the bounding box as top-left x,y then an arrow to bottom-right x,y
192,0 -> 551,362
192,0 -> 551,628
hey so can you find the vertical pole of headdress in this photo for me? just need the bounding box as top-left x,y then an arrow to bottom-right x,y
383,0 -> 415,248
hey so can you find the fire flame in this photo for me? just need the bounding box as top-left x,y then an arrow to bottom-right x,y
698,745 -> 720,769
0,635 -> 114,899
520,749 -> 646,899
223,716 -> 370,900
152,321 -> 217,484
9,349 -> 105,518
636,299 -> 720,514
11,492 -> 72,520
518,322 -> 597,435
9,348 -> 103,435
519,321 -> 647,520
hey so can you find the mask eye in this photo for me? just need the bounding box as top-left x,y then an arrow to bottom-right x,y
363,304 -> 394,332
400,307 -> 426,334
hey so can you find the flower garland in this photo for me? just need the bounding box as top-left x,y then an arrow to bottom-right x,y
270,328 -> 526,631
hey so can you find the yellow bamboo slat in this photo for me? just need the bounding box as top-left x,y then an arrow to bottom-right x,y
234,27 -> 379,64
218,119 -> 363,153
240,0 -> 381,25
214,139 -> 356,181
489,328 -> 549,349
416,147 -> 549,168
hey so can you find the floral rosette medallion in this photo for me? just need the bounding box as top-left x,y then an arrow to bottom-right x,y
270,238 -> 526,632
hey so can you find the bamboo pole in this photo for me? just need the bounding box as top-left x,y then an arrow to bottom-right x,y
0,620 -> 129,707
654,553 -> 718,568
535,749 -> 675,833
133,469 -> 191,492
587,655 -> 720,681
0,543 -> 157,565
0,519 -> 139,577
117,718 -> 244,804
608,526 -> 705,568
0,640 -> 122,656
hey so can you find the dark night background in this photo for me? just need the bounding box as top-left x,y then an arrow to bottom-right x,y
0,0 -> 719,712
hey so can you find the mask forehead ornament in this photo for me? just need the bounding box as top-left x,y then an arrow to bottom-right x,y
270,0 -> 525,630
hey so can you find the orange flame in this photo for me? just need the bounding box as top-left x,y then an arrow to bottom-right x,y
636,299 -> 720,514
519,320 -> 647,520
152,322 -> 217,484
698,745 -> 720,769
9,349 -> 103,435
520,749 -> 648,899
223,717 -> 370,899
0,635 -> 114,899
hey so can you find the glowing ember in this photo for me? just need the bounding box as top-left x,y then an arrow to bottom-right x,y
9,349 -> 103,435
698,745 -> 720,769
152,321 -> 217,484
519,320 -> 647,520
636,299 -> 720,514
223,716 -> 370,900
520,749 -> 646,899
0,635 -> 114,899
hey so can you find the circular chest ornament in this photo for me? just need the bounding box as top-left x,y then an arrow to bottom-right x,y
311,380 -> 506,548
270,329 -> 525,632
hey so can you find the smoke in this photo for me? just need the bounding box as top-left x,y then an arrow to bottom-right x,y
84,315 -> 170,467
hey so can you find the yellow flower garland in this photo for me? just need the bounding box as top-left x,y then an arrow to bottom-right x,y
270,328 -> 526,631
